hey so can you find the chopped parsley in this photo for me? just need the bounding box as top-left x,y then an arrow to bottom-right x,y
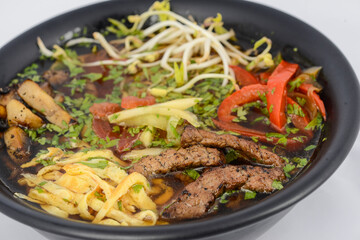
244,190 -> 256,200
288,78 -> 304,92
219,190 -> 240,204
117,200 -> 123,211
304,145 -> 317,151
305,113 -> 323,131
79,160 -> 108,169
132,184 -> 144,193
232,107 -> 248,122
34,186 -> 45,193
36,158 -> 55,167
225,149 -> 241,163
272,180 -> 284,190
283,164 -> 295,178
183,169 -> 200,180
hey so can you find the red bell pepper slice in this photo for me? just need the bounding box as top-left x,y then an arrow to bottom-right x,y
298,83 -> 326,120
121,95 -> 156,109
230,65 -> 259,86
259,71 -> 271,85
286,97 -> 313,138
217,84 -> 267,122
266,60 -> 299,132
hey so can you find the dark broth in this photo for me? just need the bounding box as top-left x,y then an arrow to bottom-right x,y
0,36 -> 324,224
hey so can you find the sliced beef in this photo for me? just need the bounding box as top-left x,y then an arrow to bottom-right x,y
43,70 -> 69,87
129,145 -> 225,177
162,165 -> 285,220
181,126 -> 285,167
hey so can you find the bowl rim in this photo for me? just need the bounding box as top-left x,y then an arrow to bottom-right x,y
0,0 -> 359,239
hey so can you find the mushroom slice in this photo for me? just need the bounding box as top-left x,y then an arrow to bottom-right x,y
6,99 -> 44,129
17,80 -> 72,128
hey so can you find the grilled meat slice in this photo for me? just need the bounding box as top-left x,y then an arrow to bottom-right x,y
162,165 -> 285,220
129,145 -> 225,177
181,126 -> 285,167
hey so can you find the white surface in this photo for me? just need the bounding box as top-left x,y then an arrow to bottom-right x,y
0,1 -> 359,239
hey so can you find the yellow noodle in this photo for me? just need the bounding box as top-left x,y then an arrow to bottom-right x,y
78,186 -> 98,220
92,172 -> 150,223
14,193 -> 44,204
28,189 -> 79,215
22,174 -> 75,202
98,219 -> 122,226
129,187 -> 157,212
64,164 -> 115,199
41,205 -> 69,218
56,173 -> 96,194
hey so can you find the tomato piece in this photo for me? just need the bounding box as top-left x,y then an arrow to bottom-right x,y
298,83 -> 326,120
92,118 -> 139,153
217,84 -> 267,122
266,60 -> 299,132
121,96 -> 156,109
230,65 -> 259,86
89,102 -> 121,118
90,102 -> 139,153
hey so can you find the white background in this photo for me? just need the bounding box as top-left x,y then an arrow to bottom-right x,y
0,1 -> 359,239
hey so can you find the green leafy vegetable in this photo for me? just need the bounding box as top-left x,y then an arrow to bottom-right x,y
272,180 -> 284,190
183,169 -> 200,180
244,190 -> 256,200
79,160 -> 108,169
132,184 -> 144,193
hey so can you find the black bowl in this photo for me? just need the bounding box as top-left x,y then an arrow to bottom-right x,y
0,0 -> 359,239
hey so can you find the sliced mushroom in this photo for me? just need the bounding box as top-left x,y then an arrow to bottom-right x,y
6,99 -> 44,129
43,70 -> 69,87
0,89 -> 16,106
0,105 -> 7,119
4,126 -> 30,165
17,80 -> 72,128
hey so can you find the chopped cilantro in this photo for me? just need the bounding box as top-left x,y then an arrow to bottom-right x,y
38,181 -> 47,186
286,127 -> 299,134
94,191 -> 106,202
296,97 -> 306,106
132,184 -> 144,193
272,180 -> 284,190
232,107 -> 248,122
117,200 -> 123,211
79,160 -> 108,169
83,73 -> 103,82
305,113 -> 323,131
219,190 -> 239,204
65,78 -> 87,95
34,186 -> 45,193
292,157 -> 308,168
36,158 -> 55,167
183,169 -> 200,180
127,127 -> 142,137
225,149 -> 240,163
304,145 -> 317,151
244,190 -> 256,200
283,164 -> 295,178
288,78 -> 304,92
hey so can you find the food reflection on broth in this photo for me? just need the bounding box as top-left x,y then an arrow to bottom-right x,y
0,0 -> 326,226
